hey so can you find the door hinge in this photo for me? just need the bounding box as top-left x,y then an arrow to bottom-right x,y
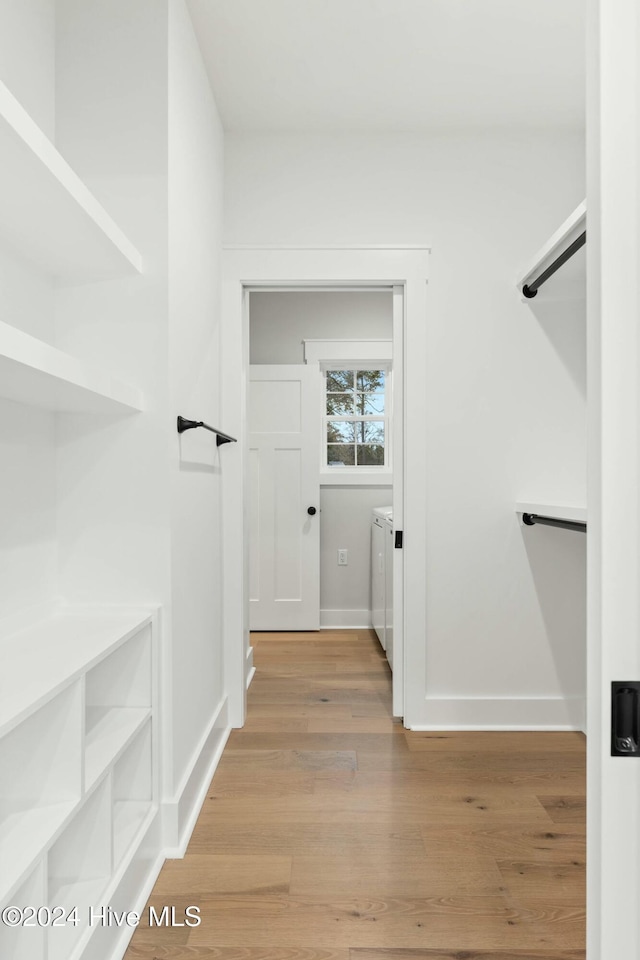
395,530 -> 403,549
612,681 -> 640,756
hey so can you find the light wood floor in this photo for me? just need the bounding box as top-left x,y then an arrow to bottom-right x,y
125,628 -> 586,960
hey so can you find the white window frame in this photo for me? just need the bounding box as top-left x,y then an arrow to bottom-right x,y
320,360 -> 392,484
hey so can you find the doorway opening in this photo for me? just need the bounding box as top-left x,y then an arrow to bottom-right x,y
221,247 -> 430,732
247,289 -> 398,680
248,287 -> 401,646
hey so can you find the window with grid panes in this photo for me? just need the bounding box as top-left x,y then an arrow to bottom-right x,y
324,368 -> 389,468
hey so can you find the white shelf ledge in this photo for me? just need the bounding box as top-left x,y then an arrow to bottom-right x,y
516,501 -> 587,523
517,200 -> 586,301
0,321 -> 144,413
0,80 -> 142,280
85,708 -> 151,792
0,607 -> 153,739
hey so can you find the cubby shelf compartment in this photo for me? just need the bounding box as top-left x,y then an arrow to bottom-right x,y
516,500 -> 587,524
84,628 -> 152,791
112,723 -> 153,868
517,200 -> 586,302
0,609 -> 156,960
0,685 -> 81,906
85,708 -> 151,792
0,320 -> 144,413
113,801 -> 154,869
0,607 -> 153,739
0,79 -> 142,280
47,781 -> 112,960
0,863 -> 46,960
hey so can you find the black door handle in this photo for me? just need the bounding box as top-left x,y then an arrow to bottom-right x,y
612,682 -> 640,755
307,506 -> 317,516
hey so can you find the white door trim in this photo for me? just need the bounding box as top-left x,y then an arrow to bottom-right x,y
391,285 -> 405,718
587,1 -> 640,955
221,247 -> 429,728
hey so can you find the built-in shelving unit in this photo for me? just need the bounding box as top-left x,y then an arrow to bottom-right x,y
0,79 -> 142,281
516,199 -> 588,730
517,200 -> 586,301
0,28 -> 158,960
0,80 -> 145,419
0,607 -> 156,960
515,201 -> 588,531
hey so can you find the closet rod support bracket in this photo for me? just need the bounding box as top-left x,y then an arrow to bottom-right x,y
176,416 -> 237,446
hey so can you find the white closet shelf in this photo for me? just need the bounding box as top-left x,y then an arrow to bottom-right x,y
0,321 -> 144,413
0,80 -> 142,280
0,607 -> 153,738
516,501 -> 587,523
85,707 -> 151,791
517,200 -> 586,301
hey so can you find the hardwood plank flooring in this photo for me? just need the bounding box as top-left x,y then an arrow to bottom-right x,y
124,629 -> 586,960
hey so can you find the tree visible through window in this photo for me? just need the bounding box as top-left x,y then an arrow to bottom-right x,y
325,368 -> 387,468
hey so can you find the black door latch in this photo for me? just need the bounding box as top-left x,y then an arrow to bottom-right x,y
612,682 -> 640,756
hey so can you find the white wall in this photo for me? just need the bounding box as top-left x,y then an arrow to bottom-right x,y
319,486 -> 391,627
0,0 -> 55,136
54,0 -> 170,610
250,290 -> 392,627
168,0 -> 226,792
54,0 -> 228,826
0,0 -> 58,621
1,4 -> 228,943
226,132 -> 587,727
250,290 -> 392,364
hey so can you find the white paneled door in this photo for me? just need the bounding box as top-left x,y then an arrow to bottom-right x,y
249,364 -> 320,630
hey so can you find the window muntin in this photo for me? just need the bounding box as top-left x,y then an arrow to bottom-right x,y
324,367 -> 389,469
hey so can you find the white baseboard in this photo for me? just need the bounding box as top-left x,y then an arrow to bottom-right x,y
407,696 -> 586,731
320,608 -> 372,629
162,695 -> 231,857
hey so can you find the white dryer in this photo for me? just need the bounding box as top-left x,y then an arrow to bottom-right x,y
371,506 -> 392,654
384,511 -> 394,670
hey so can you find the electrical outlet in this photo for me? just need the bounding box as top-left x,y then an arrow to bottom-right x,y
337,549 -> 348,566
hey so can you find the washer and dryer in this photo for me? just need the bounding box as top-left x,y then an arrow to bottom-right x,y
371,506 -> 393,670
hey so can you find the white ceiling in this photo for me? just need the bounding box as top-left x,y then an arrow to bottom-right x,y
187,0 -> 585,134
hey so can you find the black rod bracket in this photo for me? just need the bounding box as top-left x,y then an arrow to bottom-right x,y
522,230 -> 586,298
522,513 -> 586,533
176,416 -> 237,447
